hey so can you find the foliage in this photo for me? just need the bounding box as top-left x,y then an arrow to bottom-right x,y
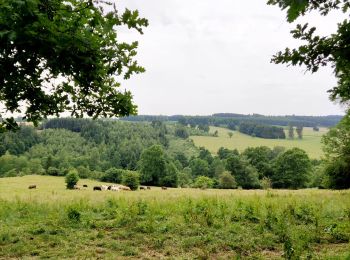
101,168 -> 124,184
267,0 -> 350,105
296,126 -> 303,139
239,122 -> 286,139
217,147 -> 239,160
288,124 -> 294,139
139,145 -> 166,186
177,170 -> 193,188
322,112 -> 350,189
218,171 -> 237,189
65,169 -> 79,189
243,146 -> 274,178
174,126 -> 189,139
193,176 -> 214,189
189,158 -> 209,177
226,155 -> 261,189
160,162 -> 178,187
272,148 -> 311,189
122,171 -> 140,191
0,0 -> 148,131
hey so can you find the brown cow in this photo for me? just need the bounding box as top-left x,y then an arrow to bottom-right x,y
161,186 -> 167,190
147,186 -> 151,190
140,186 -> 146,190
28,185 -> 36,189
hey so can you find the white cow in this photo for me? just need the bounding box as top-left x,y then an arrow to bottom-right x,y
101,185 -> 109,191
110,185 -> 120,191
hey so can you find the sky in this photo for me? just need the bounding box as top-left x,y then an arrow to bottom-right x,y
117,0 -> 346,116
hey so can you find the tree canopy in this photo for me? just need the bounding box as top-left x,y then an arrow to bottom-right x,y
268,0 -> 350,104
0,0 -> 148,131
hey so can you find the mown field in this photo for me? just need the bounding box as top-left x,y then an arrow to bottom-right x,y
191,127 -> 327,159
0,176 -> 349,259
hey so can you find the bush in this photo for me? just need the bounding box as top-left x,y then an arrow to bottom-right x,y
218,171 -> 237,189
47,167 -> 61,176
101,167 -> 125,183
122,171 -> 140,191
65,169 -> 79,189
193,176 -> 214,189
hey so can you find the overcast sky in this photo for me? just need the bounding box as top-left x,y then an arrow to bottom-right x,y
117,0 -> 346,116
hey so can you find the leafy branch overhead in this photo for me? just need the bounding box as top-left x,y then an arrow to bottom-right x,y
0,0 -> 148,131
268,0 -> 350,104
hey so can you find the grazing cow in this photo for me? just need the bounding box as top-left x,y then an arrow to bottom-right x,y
73,185 -> 81,190
107,186 -> 112,190
28,185 -> 36,189
101,185 -> 108,191
93,186 -> 102,191
110,186 -> 120,191
119,185 -> 131,191
147,186 -> 151,190
83,184 -> 88,188
140,186 -> 146,190
161,186 -> 167,190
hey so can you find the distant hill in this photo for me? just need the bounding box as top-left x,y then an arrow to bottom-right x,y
121,114 -> 343,127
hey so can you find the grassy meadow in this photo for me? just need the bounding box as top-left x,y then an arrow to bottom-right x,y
0,175 -> 349,259
190,127 -> 327,159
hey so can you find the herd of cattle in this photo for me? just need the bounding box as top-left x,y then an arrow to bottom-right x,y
27,184 -> 169,191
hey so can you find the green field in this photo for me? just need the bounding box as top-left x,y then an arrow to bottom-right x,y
0,175 -> 349,259
191,127 -> 328,159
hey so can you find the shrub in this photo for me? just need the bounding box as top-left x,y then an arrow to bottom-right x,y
193,176 -> 214,189
218,171 -> 237,189
122,171 -> 140,191
47,167 -> 61,176
101,167 -> 125,183
65,169 -> 79,189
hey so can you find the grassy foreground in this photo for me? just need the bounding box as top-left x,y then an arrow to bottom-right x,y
0,176 -> 349,259
191,127 -> 327,159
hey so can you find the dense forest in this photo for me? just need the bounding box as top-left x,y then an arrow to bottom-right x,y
1,118 -> 347,189
238,122 -> 286,139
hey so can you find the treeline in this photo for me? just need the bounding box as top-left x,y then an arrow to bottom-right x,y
122,114 -> 342,127
0,117 -> 348,190
238,122 -> 286,139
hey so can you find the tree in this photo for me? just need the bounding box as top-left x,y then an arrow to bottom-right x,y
65,169 -> 79,189
218,171 -> 237,189
139,145 -> 166,185
174,126 -> 189,139
272,148 -> 311,189
288,124 -> 294,139
322,112 -> 350,189
189,158 -> 209,177
268,0 -> 350,105
228,132 -> 233,138
160,162 -> 178,187
193,176 -> 214,189
243,146 -> 274,178
226,155 -> 260,189
122,171 -> 140,191
296,125 -> 303,139
101,167 -> 124,183
0,0 -> 148,131
177,169 -> 193,188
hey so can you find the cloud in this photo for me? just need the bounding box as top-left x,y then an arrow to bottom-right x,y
117,0 -> 345,116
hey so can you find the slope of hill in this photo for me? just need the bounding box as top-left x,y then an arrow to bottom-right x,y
190,126 -> 327,159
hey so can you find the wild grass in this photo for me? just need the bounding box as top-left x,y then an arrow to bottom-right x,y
191,126 -> 328,159
0,175 -> 349,259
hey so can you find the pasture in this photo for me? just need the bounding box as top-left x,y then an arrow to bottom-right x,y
0,175 -> 349,259
191,126 -> 327,159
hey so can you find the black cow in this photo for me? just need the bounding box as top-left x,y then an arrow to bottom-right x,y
93,186 -> 102,191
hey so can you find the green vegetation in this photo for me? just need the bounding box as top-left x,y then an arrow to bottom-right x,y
0,175 -> 349,259
191,126 -> 326,159
0,0 -> 148,131
65,169 -> 79,189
